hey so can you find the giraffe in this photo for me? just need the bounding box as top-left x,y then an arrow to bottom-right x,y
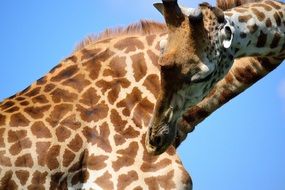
1,1 -> 281,189
146,0 -> 285,154
0,21 -> 192,190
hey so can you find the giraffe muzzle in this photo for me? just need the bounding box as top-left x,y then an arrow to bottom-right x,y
146,107 -> 177,155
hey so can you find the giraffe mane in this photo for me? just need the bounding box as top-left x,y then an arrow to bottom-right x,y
216,0 -> 262,10
75,20 -> 166,51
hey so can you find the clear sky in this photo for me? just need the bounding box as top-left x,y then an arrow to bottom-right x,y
0,1 -> 285,189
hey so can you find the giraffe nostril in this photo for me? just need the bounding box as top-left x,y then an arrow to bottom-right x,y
150,135 -> 163,147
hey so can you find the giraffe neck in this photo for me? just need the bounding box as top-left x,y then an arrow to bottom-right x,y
224,0 -> 285,58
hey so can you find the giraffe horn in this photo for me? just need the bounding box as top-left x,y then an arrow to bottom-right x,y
161,0 -> 185,30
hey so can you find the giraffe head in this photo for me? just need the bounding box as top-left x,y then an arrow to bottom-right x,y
146,0 -> 234,155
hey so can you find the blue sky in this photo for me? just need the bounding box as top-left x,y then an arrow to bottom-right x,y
1,1 -> 285,189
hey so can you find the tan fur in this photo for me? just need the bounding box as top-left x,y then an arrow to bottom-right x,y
217,0 -> 262,10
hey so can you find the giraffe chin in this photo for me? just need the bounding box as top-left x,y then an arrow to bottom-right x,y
145,123 -> 177,155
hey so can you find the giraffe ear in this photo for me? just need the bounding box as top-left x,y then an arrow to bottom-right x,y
220,24 -> 234,49
153,3 -> 164,15
154,3 -> 195,17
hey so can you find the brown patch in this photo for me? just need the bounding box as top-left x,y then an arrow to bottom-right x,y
143,74 -> 160,99
95,171 -> 114,190
253,3 -> 272,11
0,101 -> 15,110
20,101 -> 29,106
87,154 -> 108,170
8,130 -> 27,142
51,65 -> 79,82
117,171 -> 139,190
68,134 -> 83,152
77,101 -> 108,123
56,126 -> 72,142
5,106 -> 20,113
273,12 -> 281,26
9,138 -> 32,156
65,55 -> 78,63
238,15 -> 252,23
0,171 -> 18,190
10,113 -> 30,127
104,56 -> 127,78
147,50 -> 159,67
251,8 -> 265,21
50,88 -> 78,103
256,30 -> 267,48
247,24 -> 258,33
112,142 -> 138,171
80,48 -> 101,60
265,0 -> 281,9
110,109 -> 127,129
24,87 -> 41,97
62,73 -> 91,92
15,170 -> 29,185
0,151 -> 12,166
15,154 -> 34,167
235,65 -> 262,85
36,76 -> 47,85
27,171 -> 48,190
132,97 -> 154,128
270,32 -> 281,49
0,114 -> 6,126
79,87 -> 99,106
114,126 -> 140,146
60,114 -> 81,131
141,158 -> 172,172
32,95 -> 49,104
31,121 -> 52,138
114,134 -> 126,146
265,18 -> 272,27
46,145 -> 60,170
82,49 -> 114,79
46,104 -> 73,127
24,105 -> 51,119
117,87 -> 143,116
114,37 -> 144,53
44,84 -> 56,93
49,63 -> 63,74
146,34 -> 156,46
36,142 -> 51,166
0,128 -> 5,147
234,8 -> 248,13
132,53 -> 147,82
96,78 -> 131,104
182,106 -> 210,125
82,123 -> 112,153
225,72 -> 234,83
62,149 -> 76,167
144,170 -> 175,190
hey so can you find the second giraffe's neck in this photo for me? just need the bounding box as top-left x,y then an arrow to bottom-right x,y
224,0 -> 285,59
